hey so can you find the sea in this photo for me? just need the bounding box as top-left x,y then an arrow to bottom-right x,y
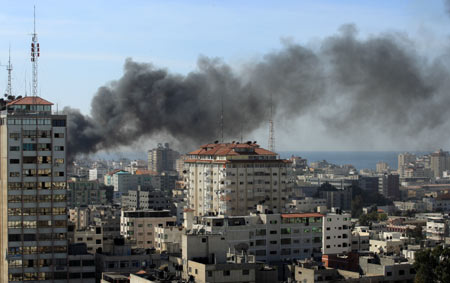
278,151 -> 429,171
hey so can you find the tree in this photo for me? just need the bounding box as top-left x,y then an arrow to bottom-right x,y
351,195 -> 364,218
406,226 -> 424,244
414,245 -> 450,283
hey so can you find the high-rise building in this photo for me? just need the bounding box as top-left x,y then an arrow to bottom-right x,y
0,97 -> 68,282
147,143 -> 180,173
184,142 -> 292,216
378,173 -> 400,200
431,149 -> 450,178
376,162 -> 389,173
398,153 -> 416,177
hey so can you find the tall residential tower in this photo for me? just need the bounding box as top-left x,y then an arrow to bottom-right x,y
184,142 -> 291,216
0,97 -> 68,282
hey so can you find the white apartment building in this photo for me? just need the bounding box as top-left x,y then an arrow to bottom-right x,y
154,226 -> 183,253
182,210 -> 325,263
0,97 -> 68,282
120,210 -> 176,249
351,231 -> 370,252
426,216 -> 449,241
184,142 -> 291,216
322,211 -> 352,255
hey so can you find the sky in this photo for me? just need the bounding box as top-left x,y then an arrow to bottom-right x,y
0,0 -> 449,153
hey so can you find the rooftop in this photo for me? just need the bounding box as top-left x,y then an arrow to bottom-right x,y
7,96 -> 53,106
189,142 -> 276,156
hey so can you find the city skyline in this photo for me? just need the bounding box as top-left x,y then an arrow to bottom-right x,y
1,1 -> 450,154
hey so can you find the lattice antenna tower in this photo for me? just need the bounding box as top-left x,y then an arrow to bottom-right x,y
31,6 -> 40,97
6,45 -> 12,97
268,93 -> 275,152
220,92 -> 224,143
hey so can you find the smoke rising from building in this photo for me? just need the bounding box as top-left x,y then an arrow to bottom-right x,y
65,24 -> 450,158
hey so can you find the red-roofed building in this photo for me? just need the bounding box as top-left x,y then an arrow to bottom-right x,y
184,142 -> 292,216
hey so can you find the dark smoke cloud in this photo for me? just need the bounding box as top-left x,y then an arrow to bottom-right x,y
65,24 -> 450,158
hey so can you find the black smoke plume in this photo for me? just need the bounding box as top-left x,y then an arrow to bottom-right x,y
65,24 -> 450,158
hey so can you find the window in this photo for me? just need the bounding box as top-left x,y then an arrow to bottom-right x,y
54,146 -> 64,151
52,119 -> 66,127
386,272 -> 392,276
242,270 -> 249,275
223,270 -> 230,276
399,270 -> 405,275
269,230 -> 277,235
10,146 -> 20,151
23,143 -> 36,151
9,159 -> 20,164
54,133 -> 64,138
207,271 -> 213,277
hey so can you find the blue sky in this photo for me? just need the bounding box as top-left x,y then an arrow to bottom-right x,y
0,0 -> 449,151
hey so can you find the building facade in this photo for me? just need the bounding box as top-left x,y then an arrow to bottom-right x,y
0,97 -> 68,282
120,210 -> 176,249
184,142 -> 291,216
147,143 -> 179,173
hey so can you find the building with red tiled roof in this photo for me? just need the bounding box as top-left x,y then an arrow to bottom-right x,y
184,142 -> 292,217
7,96 -> 53,106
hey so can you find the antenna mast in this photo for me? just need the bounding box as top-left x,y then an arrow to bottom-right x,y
31,6 -> 40,97
268,93 -> 275,152
6,46 -> 12,97
220,92 -> 224,143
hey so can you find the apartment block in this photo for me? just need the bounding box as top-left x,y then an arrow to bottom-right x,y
67,180 -> 108,208
322,211 -> 352,255
120,210 -> 176,249
184,210 -> 324,263
0,97 -> 68,282
147,143 -> 179,173
184,142 -> 291,216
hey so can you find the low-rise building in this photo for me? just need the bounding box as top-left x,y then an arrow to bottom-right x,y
359,255 -> 415,282
322,211 -> 352,255
351,231 -> 370,252
426,216 -> 449,241
68,243 -> 96,283
285,197 -> 327,213
154,226 -> 183,254
120,210 -> 177,249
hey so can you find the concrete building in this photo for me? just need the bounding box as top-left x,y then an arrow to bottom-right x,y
359,255 -> 415,283
318,187 -> 353,211
68,243 -> 95,283
358,176 -> 379,192
184,142 -> 291,216
69,226 -> 103,253
110,170 -> 153,197
376,162 -> 389,173
121,187 -> 174,212
351,231 -> 370,252
426,216 -> 448,241
88,167 -> 108,182
431,149 -> 450,178
285,197 -> 327,213
182,210 -> 324,263
0,97 -> 68,282
423,194 -> 450,212
378,174 -> 400,200
398,153 -> 416,178
148,143 -> 179,173
120,210 -> 176,249
95,239 -> 163,282
154,226 -> 183,254
185,250 -> 276,283
67,180 -> 109,208
322,211 -> 351,255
